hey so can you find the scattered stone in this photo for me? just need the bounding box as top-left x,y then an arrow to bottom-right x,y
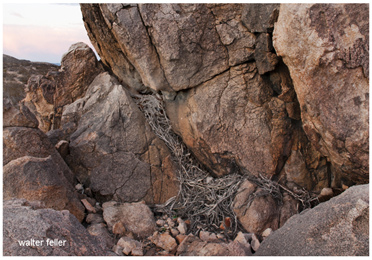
251,233 -> 261,252
117,236 -> 143,256
318,187 -> 334,202
228,240 -> 253,256
86,213 -> 104,224
75,183 -> 84,192
176,234 -> 187,244
102,201 -> 156,239
234,232 -> 250,246
156,219 -> 166,226
199,231 -> 218,242
112,222 -> 126,236
112,245 -> 124,256
81,199 -> 96,213
149,231 -> 178,252
177,219 -> 187,234
167,217 -> 175,228
170,228 -> 179,237
176,234 -> 231,256
87,223 -> 115,249
261,228 -> 273,239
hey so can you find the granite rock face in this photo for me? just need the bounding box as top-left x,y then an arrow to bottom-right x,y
255,184 -> 369,256
3,199 -> 108,256
273,4 -> 369,187
62,72 -> 178,204
77,3 -> 369,199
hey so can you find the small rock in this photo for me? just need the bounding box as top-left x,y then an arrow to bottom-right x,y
156,219 -> 166,226
228,240 -> 252,256
112,222 -> 126,236
251,233 -> 260,252
112,245 -> 124,256
149,232 -> 178,252
234,232 -> 249,245
167,218 -> 175,228
84,187 -> 93,197
318,187 -> 334,202
216,234 -> 225,239
81,199 -> 96,213
176,234 -> 187,244
262,228 -> 273,238
86,213 -> 104,224
177,219 -> 187,234
199,231 -> 218,242
171,228 -> 179,237
87,223 -> 115,248
117,236 -> 143,256
75,183 -> 84,192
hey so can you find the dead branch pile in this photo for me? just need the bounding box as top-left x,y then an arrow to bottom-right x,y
133,91 -> 319,237
133,92 -> 245,237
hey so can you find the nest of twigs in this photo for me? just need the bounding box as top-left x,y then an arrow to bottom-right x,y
133,92 -> 245,237
133,91 -> 318,238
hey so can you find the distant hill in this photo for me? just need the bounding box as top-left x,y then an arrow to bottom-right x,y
3,54 -> 60,107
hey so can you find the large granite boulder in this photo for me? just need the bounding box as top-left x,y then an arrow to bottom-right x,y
22,42 -> 103,132
3,156 -> 85,222
255,184 -> 369,256
62,72 -> 179,204
80,4 -> 281,93
3,199 -> 108,256
273,4 -> 369,187
80,4 -> 330,195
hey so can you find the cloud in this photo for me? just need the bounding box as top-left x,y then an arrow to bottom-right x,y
3,24 -> 98,63
10,12 -> 24,19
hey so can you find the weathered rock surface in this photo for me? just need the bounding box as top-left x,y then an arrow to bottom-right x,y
22,42 -> 102,132
102,201 -> 156,239
3,199 -> 108,256
3,98 -> 39,128
3,156 -> 85,222
273,4 -> 369,187
80,4 -> 280,93
62,72 -> 178,204
80,3 -> 335,195
86,223 -> 115,249
255,184 -> 369,256
3,126 -> 74,184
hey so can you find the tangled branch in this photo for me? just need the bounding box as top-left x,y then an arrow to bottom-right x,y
133,93 -> 244,237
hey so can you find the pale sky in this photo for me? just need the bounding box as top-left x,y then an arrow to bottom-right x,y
3,3 -> 96,64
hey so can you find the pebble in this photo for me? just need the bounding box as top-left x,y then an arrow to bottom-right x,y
177,221 -> 187,235
156,219 -> 166,226
171,228 -> 179,237
262,228 -> 273,238
251,233 -> 260,252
